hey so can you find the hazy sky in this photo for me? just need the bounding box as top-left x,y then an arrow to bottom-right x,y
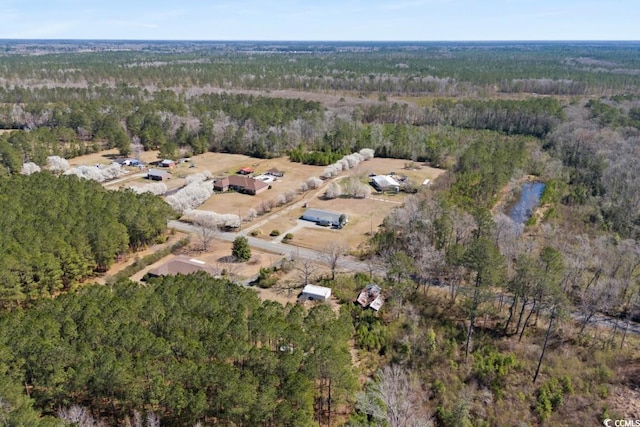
0,0 -> 637,41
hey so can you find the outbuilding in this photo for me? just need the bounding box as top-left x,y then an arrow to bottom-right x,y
159,159 -> 176,168
371,175 -> 401,192
301,208 -> 347,227
300,284 -> 332,302
147,169 -> 172,181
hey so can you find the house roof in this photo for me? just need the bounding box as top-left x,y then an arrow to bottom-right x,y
160,159 -> 175,164
302,208 -> 345,224
302,284 -> 332,299
147,169 -> 171,178
372,175 -> 401,188
147,256 -> 220,277
239,167 -> 254,173
216,175 -> 269,192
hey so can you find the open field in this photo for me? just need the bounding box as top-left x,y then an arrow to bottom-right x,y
287,196 -> 394,252
197,154 -> 326,216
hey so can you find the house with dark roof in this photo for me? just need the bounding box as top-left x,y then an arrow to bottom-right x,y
146,256 -> 221,278
213,175 -> 269,195
146,169 -> 172,181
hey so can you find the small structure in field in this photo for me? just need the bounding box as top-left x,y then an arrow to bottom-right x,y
238,166 -> 254,175
159,159 -> 176,169
266,168 -> 284,177
356,284 -> 384,311
299,284 -> 332,302
146,169 -> 172,181
301,208 -> 347,228
371,175 -> 401,192
213,175 -> 269,195
146,256 -> 221,278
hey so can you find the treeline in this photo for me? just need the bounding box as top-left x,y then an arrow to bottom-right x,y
362,97 -> 564,138
1,42 -> 639,94
0,274 -> 356,426
0,173 -> 173,309
0,88 -> 324,161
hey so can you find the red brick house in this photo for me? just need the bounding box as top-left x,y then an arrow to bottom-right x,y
213,175 -> 269,195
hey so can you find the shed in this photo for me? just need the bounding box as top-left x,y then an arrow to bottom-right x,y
238,167 -> 254,175
301,208 -> 347,227
371,175 -> 401,192
300,284 -> 332,302
146,256 -> 221,278
159,159 -> 176,168
147,169 -> 172,181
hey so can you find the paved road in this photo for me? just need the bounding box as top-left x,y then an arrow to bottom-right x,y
168,220 -> 376,275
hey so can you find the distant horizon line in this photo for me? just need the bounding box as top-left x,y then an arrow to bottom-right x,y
1,38 -> 639,43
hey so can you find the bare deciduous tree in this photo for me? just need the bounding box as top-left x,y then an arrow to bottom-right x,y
292,252 -> 318,284
356,365 -> 431,427
322,242 -> 347,280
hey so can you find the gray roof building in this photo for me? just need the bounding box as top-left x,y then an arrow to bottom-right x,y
301,208 -> 347,227
147,169 -> 172,181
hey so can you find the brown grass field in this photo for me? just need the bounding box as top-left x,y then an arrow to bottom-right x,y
71,148 -> 444,257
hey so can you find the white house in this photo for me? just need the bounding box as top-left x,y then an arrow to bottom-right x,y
300,284 -> 332,302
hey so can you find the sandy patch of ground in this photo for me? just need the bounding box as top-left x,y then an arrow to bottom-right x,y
0,129 -> 15,135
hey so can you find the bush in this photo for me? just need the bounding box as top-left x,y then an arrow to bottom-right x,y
256,267 -> 277,288
282,233 -> 293,242
270,229 -> 280,237
250,229 -> 262,237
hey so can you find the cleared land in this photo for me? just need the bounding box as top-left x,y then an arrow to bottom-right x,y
130,240 -> 282,283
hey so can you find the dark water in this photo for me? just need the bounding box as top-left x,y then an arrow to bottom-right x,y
508,182 -> 546,224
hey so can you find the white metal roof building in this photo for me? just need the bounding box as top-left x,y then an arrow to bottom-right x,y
300,284 -> 332,302
371,175 -> 401,191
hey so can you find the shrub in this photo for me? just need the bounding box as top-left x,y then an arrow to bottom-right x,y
270,229 -> 280,237
250,229 -> 262,237
232,236 -> 251,262
282,233 -> 293,242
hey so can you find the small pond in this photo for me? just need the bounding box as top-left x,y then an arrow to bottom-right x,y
508,182 -> 546,224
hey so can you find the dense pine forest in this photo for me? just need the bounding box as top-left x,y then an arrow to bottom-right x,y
1,40 -> 640,426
